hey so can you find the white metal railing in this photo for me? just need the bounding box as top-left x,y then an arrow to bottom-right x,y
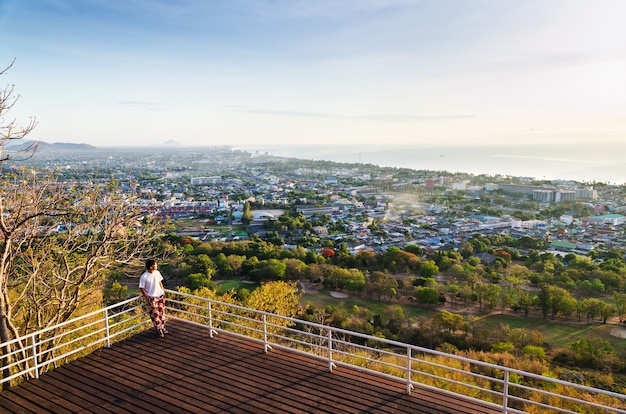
163,289 -> 626,414
2,289 -> 625,414
0,296 -> 148,387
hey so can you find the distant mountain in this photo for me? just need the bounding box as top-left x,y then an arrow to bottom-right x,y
160,139 -> 181,147
4,140 -> 98,151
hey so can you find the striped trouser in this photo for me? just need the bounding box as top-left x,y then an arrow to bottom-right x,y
148,295 -> 166,331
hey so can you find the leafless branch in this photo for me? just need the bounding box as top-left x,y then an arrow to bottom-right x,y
1,171 -> 167,384
0,60 -> 39,164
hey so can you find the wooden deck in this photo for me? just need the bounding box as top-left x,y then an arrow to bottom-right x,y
0,319 -> 501,414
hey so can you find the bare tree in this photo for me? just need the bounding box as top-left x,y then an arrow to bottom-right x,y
0,60 -> 38,163
0,63 -> 166,388
0,170 -> 165,387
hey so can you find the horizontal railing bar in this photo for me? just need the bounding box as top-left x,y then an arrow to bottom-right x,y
108,313 -> 144,330
36,328 -> 107,362
410,369 -> 503,398
268,335 -> 328,349
417,383 -> 507,412
169,290 -> 626,405
164,290 -> 626,411
3,296 -> 140,348
3,289 -> 625,414
1,358 -> 33,377
269,329 -> 326,344
37,338 -> 108,370
37,316 -> 107,345
111,321 -> 151,338
40,316 -> 144,358
35,318 -> 148,372
169,291 -> 528,373
409,357 -> 505,386
0,366 -> 38,386
507,383 -> 626,414
1,302 -> 148,387
506,395 -> 577,414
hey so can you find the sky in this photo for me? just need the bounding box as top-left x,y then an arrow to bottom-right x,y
1,0 -> 626,148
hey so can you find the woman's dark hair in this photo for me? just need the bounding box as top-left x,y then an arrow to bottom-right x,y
145,259 -> 156,270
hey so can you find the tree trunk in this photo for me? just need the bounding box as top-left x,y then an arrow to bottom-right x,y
0,306 -> 11,391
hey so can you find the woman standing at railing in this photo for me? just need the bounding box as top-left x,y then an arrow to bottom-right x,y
139,259 -> 168,337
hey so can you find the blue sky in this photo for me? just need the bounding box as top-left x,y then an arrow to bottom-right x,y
2,0 -> 625,148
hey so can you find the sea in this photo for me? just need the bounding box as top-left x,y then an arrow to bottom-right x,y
236,143 -> 626,185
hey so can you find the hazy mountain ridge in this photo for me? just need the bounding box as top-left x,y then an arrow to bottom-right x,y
5,139 -> 190,150
160,139 -> 181,147
5,140 -> 98,151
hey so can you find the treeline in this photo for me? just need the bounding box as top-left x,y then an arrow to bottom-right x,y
129,233 -> 626,390
154,233 -> 626,324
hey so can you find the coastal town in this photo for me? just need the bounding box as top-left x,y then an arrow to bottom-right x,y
4,3 -> 626,411
4,145 -> 626,413
16,144 -> 626,257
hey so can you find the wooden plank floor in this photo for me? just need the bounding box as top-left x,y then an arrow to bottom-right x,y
0,319 -> 502,414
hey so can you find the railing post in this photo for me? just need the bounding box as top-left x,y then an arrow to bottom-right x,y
208,301 -> 214,338
327,328 -> 336,371
406,347 -> 412,394
263,314 -> 270,353
104,308 -> 111,348
502,369 -> 509,414
30,333 -> 39,379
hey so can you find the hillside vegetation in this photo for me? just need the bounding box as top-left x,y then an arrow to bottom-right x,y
124,234 -> 626,395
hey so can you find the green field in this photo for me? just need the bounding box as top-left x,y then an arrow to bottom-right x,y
302,290 -> 437,319
217,279 -> 260,293
163,280 -> 626,352
477,313 -> 625,350
302,291 -> 626,351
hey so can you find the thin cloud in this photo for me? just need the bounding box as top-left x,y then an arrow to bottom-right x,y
243,107 -> 473,122
357,114 -> 475,122
116,100 -> 164,110
243,108 -> 340,119
6,1 -> 626,148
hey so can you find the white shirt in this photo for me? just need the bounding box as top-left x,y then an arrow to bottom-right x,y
139,269 -> 165,298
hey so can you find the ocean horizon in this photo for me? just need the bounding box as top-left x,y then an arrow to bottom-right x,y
236,143 -> 626,186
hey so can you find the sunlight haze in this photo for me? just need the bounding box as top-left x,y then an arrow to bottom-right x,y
2,0 -> 625,148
